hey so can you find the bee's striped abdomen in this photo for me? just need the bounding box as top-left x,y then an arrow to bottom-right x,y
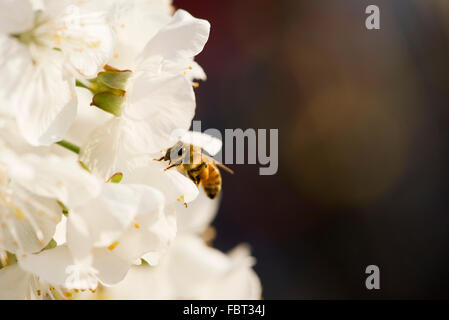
202,165 -> 222,199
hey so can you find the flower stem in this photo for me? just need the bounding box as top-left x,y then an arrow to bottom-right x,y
56,140 -> 80,154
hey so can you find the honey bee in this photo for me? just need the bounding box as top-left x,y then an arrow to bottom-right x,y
156,141 -> 233,199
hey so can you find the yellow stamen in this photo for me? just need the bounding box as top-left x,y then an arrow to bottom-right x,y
108,241 -> 120,251
13,207 -> 24,220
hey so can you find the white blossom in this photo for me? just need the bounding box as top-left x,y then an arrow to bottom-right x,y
92,235 -> 262,300
79,9 -> 210,179
0,0 -> 114,146
0,0 -> 262,301
0,146 -> 95,258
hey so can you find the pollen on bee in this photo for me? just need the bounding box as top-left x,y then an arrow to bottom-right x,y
64,291 -> 73,299
188,66 -> 193,70
36,290 -> 41,296
107,241 -> 120,251
134,223 -> 140,229
193,82 -> 199,88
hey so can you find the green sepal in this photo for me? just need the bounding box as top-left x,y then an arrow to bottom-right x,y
86,65 -> 132,117
140,259 -> 150,266
79,160 -> 91,173
43,239 -> 57,251
91,92 -> 125,117
57,200 -> 69,216
97,70 -> 132,91
107,172 -> 123,183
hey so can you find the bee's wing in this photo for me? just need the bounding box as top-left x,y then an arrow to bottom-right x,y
202,154 -> 234,174
180,131 -> 222,156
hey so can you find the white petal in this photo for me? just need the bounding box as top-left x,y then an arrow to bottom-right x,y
0,188 -> 61,254
64,87 -> 112,146
20,245 -> 130,290
189,60 -> 207,81
108,0 -> 173,69
0,36 -> 33,116
53,215 -> 67,245
92,248 -> 131,286
201,244 -> 261,299
112,190 -> 174,263
66,211 -> 92,260
0,0 -> 34,34
10,154 -> 101,208
15,54 -> 78,146
201,267 -> 262,300
163,58 -> 207,80
79,117 -> 138,180
0,264 -> 32,300
19,245 -> 72,286
125,158 -> 199,204
179,131 -> 223,156
71,183 -> 144,249
41,0 -> 74,16
140,251 -> 161,266
125,73 -> 196,152
98,264 -> 172,299
162,235 -> 231,297
165,169 -> 199,203
140,9 -> 210,63
177,191 -> 219,235
54,7 -> 115,77
0,116 -> 45,154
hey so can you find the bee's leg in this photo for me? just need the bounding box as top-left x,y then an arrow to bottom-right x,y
154,156 -> 165,162
164,159 -> 183,171
187,171 -> 199,185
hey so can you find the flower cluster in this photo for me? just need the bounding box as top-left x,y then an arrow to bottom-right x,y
0,0 -> 261,300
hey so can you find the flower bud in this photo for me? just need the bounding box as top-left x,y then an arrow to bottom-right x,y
89,65 -> 132,117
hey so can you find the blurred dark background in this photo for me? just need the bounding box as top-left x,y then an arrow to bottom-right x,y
176,0 -> 449,299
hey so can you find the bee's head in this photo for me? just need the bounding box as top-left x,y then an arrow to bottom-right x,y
167,141 -> 188,160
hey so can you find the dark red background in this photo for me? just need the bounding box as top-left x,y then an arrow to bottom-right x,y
177,0 -> 449,299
